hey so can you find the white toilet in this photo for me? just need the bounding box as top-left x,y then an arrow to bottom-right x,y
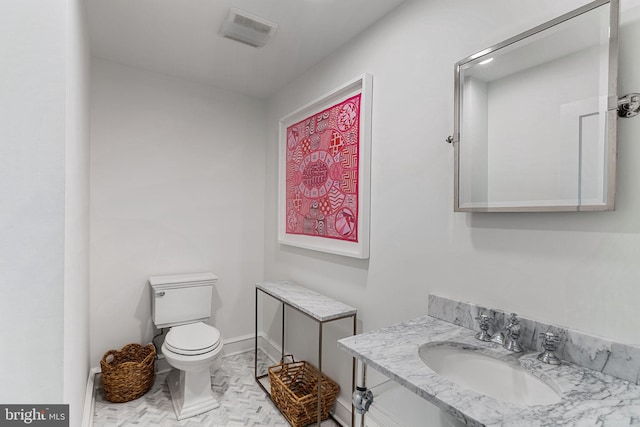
149,272 -> 224,420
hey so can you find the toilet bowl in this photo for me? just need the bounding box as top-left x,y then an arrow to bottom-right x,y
162,322 -> 224,420
149,272 -> 224,420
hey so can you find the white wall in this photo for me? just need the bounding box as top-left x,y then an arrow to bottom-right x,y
0,0 -> 67,403
89,60 -> 266,364
64,0 -> 91,425
0,2 -> 90,418
264,0 -> 640,420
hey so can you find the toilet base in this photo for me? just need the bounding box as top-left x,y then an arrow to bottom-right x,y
167,368 -> 219,420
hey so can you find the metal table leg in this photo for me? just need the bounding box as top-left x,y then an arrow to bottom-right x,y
317,322 -> 323,426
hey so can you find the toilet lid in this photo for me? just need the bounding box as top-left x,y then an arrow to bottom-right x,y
165,323 -> 221,356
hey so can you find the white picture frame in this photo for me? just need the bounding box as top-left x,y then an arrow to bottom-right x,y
278,74 -> 372,259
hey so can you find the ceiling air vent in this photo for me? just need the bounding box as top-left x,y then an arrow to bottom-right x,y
220,8 -> 278,48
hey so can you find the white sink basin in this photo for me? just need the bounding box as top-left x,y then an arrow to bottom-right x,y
418,342 -> 561,406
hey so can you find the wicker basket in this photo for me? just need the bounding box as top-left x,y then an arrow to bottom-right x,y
268,356 -> 340,427
100,343 -> 156,403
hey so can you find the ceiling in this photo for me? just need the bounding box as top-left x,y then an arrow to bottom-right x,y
87,0 -> 406,99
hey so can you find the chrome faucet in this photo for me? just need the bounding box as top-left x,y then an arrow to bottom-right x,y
490,314 -> 510,345
491,313 -> 523,353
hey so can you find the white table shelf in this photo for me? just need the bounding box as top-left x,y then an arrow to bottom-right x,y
254,281 -> 357,427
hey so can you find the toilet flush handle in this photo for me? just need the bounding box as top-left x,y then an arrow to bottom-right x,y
156,291 -> 166,297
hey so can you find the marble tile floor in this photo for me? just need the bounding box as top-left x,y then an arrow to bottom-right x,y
94,351 -> 342,427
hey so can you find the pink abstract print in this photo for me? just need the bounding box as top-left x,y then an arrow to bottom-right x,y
286,94 -> 361,242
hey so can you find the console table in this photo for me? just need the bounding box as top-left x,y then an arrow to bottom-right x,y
254,281 -> 357,427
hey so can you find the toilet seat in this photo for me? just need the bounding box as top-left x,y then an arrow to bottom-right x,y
165,322 -> 222,356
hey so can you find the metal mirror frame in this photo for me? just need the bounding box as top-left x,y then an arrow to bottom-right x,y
453,0 -> 619,212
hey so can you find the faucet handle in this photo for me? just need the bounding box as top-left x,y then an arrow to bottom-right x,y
475,314 -> 491,328
539,331 -> 560,351
474,314 -> 492,342
537,331 -> 561,365
507,313 -> 520,326
505,313 -> 521,339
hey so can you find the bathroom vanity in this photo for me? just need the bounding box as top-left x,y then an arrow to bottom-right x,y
338,295 -> 640,426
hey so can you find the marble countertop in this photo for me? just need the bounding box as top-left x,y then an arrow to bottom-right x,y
256,281 -> 356,322
338,315 -> 640,426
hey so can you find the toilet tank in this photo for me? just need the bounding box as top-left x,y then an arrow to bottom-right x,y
149,272 -> 217,328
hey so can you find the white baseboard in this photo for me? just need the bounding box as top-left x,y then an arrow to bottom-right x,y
256,332 -> 282,364
332,395 -> 352,427
222,333 -> 259,357
81,367 -> 100,427
155,354 -> 171,374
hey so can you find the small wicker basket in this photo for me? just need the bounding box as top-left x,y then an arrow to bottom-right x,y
268,356 -> 340,427
100,343 -> 156,403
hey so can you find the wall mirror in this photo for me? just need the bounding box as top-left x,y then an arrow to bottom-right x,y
453,0 -> 619,212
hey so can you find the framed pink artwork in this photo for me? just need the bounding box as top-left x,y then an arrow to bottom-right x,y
278,74 -> 372,258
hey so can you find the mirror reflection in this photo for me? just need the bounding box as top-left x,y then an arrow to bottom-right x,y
454,0 -> 618,212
